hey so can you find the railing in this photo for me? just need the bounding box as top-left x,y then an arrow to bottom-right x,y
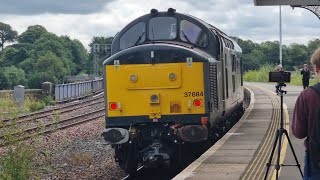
54,79 -> 103,102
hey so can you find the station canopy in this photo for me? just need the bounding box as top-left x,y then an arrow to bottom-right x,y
254,0 -> 320,6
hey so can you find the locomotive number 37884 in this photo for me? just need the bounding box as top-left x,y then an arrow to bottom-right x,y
184,92 -> 204,97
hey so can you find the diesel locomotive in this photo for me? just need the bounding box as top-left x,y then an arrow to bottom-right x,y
102,8 -> 244,173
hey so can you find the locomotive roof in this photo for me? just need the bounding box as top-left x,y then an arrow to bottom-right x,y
116,9 -> 234,40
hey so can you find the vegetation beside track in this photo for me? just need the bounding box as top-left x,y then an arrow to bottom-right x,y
244,64 -> 318,86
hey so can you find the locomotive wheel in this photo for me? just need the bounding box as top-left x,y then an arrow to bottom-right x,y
115,142 -> 138,174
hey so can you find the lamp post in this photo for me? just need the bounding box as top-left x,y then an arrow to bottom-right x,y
279,5 -> 283,67
279,5 -> 282,66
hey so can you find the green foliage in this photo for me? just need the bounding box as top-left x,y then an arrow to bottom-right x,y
18,25 -> 47,44
28,101 -> 45,112
244,64 -> 318,86
0,143 -> 34,180
61,36 -> 88,74
0,95 -> 56,179
289,71 -> 318,86
0,23 -> 91,89
236,37 -> 320,72
308,39 -> 320,54
0,66 -> 27,89
0,22 -> 18,50
243,64 -> 274,82
0,70 -> 10,89
42,95 -> 55,106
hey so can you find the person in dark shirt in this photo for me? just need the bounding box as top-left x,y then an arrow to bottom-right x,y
301,64 -> 310,89
293,48 -> 320,179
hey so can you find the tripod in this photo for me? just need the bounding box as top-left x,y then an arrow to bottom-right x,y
264,83 -> 303,180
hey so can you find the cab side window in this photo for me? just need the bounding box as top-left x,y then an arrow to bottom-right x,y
120,22 -> 146,50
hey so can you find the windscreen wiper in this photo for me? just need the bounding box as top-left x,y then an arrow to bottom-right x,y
181,30 -> 192,44
134,31 -> 145,46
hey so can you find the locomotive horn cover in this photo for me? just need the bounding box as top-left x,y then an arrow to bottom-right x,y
178,125 -> 208,142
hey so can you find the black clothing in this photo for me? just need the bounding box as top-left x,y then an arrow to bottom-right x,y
301,69 -> 310,89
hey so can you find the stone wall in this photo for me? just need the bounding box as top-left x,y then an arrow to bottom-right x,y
0,89 -> 42,99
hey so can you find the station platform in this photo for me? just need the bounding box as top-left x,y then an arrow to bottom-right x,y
173,83 -> 305,180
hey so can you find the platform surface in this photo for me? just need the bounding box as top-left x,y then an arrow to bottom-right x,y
174,82 -> 305,180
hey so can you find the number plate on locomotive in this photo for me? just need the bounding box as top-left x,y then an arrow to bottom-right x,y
184,92 -> 204,97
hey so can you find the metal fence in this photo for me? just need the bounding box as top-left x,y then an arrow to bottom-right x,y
54,79 -> 103,102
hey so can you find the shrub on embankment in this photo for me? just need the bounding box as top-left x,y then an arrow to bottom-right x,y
243,64 -> 318,86
0,95 -> 57,179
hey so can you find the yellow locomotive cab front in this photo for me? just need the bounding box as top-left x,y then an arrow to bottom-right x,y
106,62 -> 205,120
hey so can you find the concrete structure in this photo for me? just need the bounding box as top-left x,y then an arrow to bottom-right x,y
254,0 -> 320,6
253,0 -> 320,19
42,81 -> 54,96
14,85 -> 25,106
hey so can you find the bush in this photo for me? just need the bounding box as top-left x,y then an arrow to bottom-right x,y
243,64 -> 318,86
289,71 -> 317,86
28,101 -> 45,112
0,143 -> 35,180
42,96 -> 55,106
243,64 -> 274,82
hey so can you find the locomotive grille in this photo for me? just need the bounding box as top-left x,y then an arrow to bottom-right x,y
209,63 -> 218,109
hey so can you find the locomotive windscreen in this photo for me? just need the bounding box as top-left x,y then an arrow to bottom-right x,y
149,17 -> 177,40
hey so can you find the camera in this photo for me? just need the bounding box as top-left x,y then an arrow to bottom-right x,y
269,71 -> 291,83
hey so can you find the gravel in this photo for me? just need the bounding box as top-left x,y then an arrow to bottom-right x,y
33,117 -> 126,180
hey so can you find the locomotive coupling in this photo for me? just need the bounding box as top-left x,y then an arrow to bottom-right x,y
142,142 -> 170,168
101,128 -> 129,144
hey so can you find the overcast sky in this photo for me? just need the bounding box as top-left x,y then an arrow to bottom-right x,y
0,0 -> 319,48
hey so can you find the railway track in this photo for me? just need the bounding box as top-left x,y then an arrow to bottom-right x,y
121,166 -> 180,180
1,92 -> 104,128
0,93 -> 105,147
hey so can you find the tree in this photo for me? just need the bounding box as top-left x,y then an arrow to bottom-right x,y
0,22 -> 18,50
28,52 -> 68,88
286,43 -> 308,70
0,46 -> 30,67
234,37 -> 259,54
308,39 -> 320,55
259,41 -> 281,65
61,36 -> 89,74
0,66 -> 27,89
0,69 -> 10,89
18,25 -> 47,44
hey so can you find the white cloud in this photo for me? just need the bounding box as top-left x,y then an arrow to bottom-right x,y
0,0 -> 319,49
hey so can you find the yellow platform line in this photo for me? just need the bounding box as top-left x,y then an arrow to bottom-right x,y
271,103 -> 289,180
254,86 -> 289,180
254,94 -> 281,179
241,85 -> 280,179
242,90 -> 279,179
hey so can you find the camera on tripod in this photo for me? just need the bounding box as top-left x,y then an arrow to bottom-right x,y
264,70 -> 303,180
269,71 -> 291,95
269,71 -> 291,83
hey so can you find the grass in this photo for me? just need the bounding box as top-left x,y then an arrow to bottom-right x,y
0,95 -> 58,179
0,95 -> 56,120
244,65 -> 318,86
0,143 -> 35,180
243,64 -> 274,83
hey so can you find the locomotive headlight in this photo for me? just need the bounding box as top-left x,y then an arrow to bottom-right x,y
130,74 -> 138,82
150,94 -> 159,104
169,73 -> 176,81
